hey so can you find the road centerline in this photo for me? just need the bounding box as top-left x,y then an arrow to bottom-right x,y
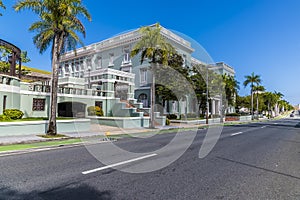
230,132 -> 243,136
82,153 -> 157,175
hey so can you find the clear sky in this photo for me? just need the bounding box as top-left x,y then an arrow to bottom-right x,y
0,0 -> 300,105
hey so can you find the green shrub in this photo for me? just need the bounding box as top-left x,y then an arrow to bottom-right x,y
3,109 -> 24,120
225,113 -> 241,116
87,106 -> 103,116
167,114 -> 177,119
95,106 -> 104,116
0,115 -> 11,121
166,118 -> 170,125
87,106 -> 96,116
187,113 -> 197,118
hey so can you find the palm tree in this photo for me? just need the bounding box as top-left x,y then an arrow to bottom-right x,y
14,0 -> 91,135
243,72 -> 261,120
264,92 -> 277,118
0,0 -> 5,16
253,85 -> 265,115
131,23 -> 176,128
223,74 -> 240,108
274,91 -> 284,116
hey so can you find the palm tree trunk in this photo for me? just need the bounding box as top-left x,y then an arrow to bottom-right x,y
150,63 -> 156,128
256,91 -> 259,117
268,102 -> 270,119
47,36 -> 60,135
251,87 -> 254,120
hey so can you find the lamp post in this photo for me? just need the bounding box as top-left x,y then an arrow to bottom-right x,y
206,65 -> 209,125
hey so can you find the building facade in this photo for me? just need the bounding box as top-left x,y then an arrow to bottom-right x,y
1,24 -> 237,123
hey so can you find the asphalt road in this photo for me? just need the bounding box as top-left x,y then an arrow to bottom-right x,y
0,117 -> 299,200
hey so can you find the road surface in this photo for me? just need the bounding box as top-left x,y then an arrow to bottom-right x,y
0,118 -> 299,199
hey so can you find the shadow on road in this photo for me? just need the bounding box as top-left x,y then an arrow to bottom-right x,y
231,119 -> 300,130
0,184 -> 113,200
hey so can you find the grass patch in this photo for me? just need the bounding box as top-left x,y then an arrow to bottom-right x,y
0,117 -> 76,122
37,134 -> 67,138
0,138 -> 82,152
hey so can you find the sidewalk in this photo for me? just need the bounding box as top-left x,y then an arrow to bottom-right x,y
0,116 -> 286,146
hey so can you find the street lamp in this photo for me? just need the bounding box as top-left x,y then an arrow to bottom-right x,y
206,65 -> 209,125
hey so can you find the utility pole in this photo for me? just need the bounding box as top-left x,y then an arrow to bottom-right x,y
206,66 -> 209,125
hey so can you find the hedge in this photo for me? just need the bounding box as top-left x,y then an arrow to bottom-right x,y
3,109 -> 24,120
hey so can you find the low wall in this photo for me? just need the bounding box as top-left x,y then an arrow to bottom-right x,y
90,117 -> 150,128
170,118 -> 221,125
0,119 -> 91,137
225,115 -> 252,122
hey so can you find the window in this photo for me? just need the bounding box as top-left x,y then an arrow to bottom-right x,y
123,49 -> 130,63
32,98 -> 45,111
140,68 -> 147,84
109,53 -> 114,66
75,62 -> 80,71
95,101 -> 103,108
96,56 -> 102,69
64,64 -> 69,73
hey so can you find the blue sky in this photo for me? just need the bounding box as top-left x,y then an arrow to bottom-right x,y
0,0 -> 300,104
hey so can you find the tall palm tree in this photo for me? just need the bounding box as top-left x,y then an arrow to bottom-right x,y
274,91 -> 283,116
0,0 -> 5,16
253,85 -> 265,115
131,23 -> 176,128
243,72 -> 261,120
14,0 -> 91,135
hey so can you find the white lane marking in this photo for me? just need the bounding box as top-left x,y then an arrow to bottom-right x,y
82,153 -> 157,175
261,126 -> 266,128
230,132 -> 243,136
274,123 -> 278,125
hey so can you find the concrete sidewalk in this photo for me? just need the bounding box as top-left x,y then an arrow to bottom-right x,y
0,116 -> 282,146
0,123 -> 189,145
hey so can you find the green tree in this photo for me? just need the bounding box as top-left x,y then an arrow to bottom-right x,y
14,0 -> 91,135
274,91 -> 283,116
243,72 -> 261,120
0,46 -> 31,75
0,0 -> 5,16
223,74 -> 240,107
131,23 -> 176,128
190,64 -> 207,116
155,52 -> 189,107
263,92 -> 277,118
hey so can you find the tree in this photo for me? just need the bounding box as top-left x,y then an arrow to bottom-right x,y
0,0 -> 5,16
263,92 -> 277,118
274,91 -> 283,116
14,0 -> 91,135
243,72 -> 261,120
223,74 -> 240,108
155,51 -> 190,110
131,23 -> 176,128
0,46 -> 31,75
253,85 -> 265,114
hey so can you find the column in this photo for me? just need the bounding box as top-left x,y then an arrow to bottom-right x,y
212,99 -> 216,115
